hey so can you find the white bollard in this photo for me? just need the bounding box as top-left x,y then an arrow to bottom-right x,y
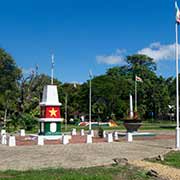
86,134 -> 92,144
67,135 -> 72,140
38,136 -> 44,145
20,129 -> 25,136
1,129 -> 6,136
89,130 -> 94,137
62,135 -> 69,145
114,131 -> 118,140
107,133 -> 113,143
103,130 -> 106,138
71,128 -> 77,136
8,136 -> 16,147
80,129 -> 85,136
1,134 -> 7,144
127,132 -> 133,142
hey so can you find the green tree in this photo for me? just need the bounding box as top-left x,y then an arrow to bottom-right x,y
0,48 -> 21,127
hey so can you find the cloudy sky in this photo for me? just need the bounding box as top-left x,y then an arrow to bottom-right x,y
0,0 -> 178,82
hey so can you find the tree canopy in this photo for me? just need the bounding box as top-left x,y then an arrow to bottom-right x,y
0,50 -> 176,130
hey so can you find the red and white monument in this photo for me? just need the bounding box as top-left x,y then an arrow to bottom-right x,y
38,55 -> 62,138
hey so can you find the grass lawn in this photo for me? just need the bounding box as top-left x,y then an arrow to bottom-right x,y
147,151 -> 180,169
158,151 -> 180,168
60,121 -> 176,133
18,120 -> 176,134
0,165 -> 158,180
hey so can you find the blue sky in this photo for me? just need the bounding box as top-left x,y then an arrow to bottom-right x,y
0,0 -> 178,83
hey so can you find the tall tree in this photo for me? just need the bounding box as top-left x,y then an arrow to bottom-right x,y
0,48 -> 21,126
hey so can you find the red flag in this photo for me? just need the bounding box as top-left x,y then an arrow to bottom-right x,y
175,1 -> 180,24
135,76 -> 143,82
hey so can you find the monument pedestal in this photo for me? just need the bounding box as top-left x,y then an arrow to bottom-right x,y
39,119 -> 61,136
38,85 -> 62,138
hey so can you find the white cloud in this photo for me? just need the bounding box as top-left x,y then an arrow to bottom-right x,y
96,49 -> 126,65
138,42 -> 179,61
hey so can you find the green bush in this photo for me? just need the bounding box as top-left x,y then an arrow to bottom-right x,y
98,126 -> 104,138
19,113 -> 38,130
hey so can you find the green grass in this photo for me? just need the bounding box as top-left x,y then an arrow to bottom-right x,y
161,151 -> 180,168
0,165 -> 157,180
147,151 -> 180,169
61,124 -> 126,133
61,121 -> 176,133
6,120 -> 176,134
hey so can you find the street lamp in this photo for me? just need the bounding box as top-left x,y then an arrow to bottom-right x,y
64,83 -> 77,131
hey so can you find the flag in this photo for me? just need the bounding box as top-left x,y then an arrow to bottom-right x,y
175,1 -> 180,23
135,75 -> 143,82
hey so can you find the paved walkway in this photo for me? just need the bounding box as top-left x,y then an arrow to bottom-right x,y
0,130 -> 176,170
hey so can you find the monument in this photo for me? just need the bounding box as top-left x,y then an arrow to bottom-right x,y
121,94 -> 155,141
123,94 -> 142,132
38,54 -> 62,139
39,85 -> 62,137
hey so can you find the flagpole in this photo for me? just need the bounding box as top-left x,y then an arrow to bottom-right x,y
89,71 -> 92,131
175,21 -> 180,149
135,76 -> 137,112
51,54 -> 54,85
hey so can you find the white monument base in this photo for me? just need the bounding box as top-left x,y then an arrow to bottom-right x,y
62,135 -> 69,145
1,134 -> 7,144
43,135 -> 62,140
71,128 -> 77,136
127,133 -> 133,142
103,130 -> 106,138
80,129 -> 85,136
20,129 -> 25,136
38,136 -> 44,145
86,134 -> 92,143
114,131 -> 118,140
8,136 -> 16,147
107,133 -> 113,143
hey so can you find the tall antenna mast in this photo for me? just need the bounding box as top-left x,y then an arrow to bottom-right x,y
51,54 -> 54,85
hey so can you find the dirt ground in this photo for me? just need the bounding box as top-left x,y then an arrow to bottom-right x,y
130,160 -> 180,180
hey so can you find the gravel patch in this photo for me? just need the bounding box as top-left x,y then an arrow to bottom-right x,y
130,160 -> 180,180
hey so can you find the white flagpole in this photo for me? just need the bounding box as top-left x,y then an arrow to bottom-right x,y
135,76 -> 137,112
51,54 -> 54,85
175,21 -> 180,149
89,70 -> 92,131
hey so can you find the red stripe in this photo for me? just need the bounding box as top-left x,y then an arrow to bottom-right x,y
177,19 -> 180,23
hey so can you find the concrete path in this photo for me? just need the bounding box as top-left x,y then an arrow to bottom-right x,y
0,130 -> 175,170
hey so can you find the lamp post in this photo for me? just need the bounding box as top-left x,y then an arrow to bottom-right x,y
64,83 -> 77,131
